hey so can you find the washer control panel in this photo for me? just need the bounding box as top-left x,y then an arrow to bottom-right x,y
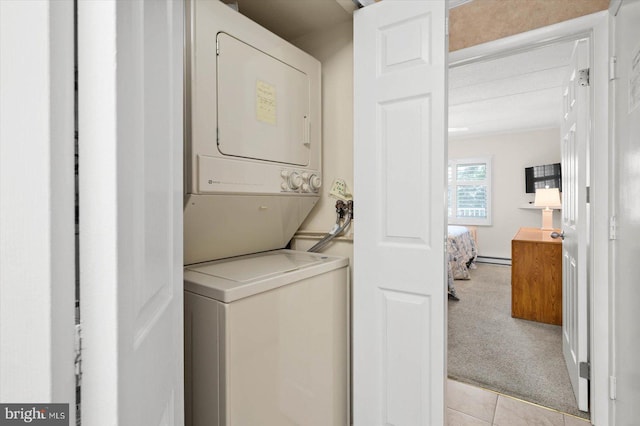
281,170 -> 322,193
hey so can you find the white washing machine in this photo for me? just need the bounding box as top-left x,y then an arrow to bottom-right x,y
184,250 -> 349,426
184,2 -> 349,425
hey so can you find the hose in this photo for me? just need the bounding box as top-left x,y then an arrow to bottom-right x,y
307,201 -> 353,253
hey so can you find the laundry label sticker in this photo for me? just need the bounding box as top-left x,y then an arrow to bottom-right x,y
256,80 -> 277,125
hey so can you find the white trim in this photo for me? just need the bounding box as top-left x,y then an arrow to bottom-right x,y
589,14 -> 611,425
609,0 -> 623,16
77,1 -> 119,421
447,11 -> 611,425
0,0 -> 76,417
448,0 -> 475,9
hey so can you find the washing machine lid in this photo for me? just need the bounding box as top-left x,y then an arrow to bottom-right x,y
184,249 -> 348,302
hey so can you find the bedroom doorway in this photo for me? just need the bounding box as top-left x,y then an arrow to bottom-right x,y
446,11 -> 609,423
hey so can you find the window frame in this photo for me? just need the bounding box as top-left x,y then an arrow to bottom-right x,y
448,156 -> 492,226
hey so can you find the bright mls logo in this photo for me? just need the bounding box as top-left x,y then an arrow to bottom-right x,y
0,404 -> 68,425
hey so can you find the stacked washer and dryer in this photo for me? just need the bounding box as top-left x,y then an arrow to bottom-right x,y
183,1 -> 349,425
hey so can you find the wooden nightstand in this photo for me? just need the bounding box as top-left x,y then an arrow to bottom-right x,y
511,227 -> 562,325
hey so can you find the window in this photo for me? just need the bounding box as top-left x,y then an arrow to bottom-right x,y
448,157 -> 492,225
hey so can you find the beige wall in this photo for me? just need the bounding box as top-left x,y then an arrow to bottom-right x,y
449,128 -> 561,259
290,21 -> 355,256
450,0 -> 609,51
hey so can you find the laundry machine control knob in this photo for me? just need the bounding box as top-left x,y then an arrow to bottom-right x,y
309,174 -> 322,192
288,172 -> 303,190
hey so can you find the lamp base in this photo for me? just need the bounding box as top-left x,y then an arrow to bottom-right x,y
540,208 -> 554,230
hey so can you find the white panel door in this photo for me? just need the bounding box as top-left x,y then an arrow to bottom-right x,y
353,1 -> 447,425
612,0 -> 640,423
78,1 -> 184,424
559,38 -> 589,412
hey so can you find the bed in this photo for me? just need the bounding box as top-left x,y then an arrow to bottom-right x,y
447,225 -> 478,300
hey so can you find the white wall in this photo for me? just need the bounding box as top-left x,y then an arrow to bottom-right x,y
289,20 -> 355,260
0,0 -> 76,416
449,128 -> 561,259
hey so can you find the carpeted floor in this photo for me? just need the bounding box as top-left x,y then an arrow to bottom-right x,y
447,263 -> 589,419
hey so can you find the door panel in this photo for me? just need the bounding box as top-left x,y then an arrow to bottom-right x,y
612,0 -> 640,423
79,0 -> 184,424
353,1 -> 447,424
560,38 -> 589,412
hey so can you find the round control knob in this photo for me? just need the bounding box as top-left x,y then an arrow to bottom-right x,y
288,172 -> 303,190
308,174 -> 322,191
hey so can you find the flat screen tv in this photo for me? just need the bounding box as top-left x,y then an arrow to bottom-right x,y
525,163 -> 562,194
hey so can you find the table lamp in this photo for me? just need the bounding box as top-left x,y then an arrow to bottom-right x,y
534,187 -> 561,230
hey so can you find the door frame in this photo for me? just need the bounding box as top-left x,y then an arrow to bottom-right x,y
0,0 -> 76,420
450,11 -> 610,425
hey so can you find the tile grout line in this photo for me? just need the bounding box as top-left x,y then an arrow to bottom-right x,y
448,406 -> 489,424
491,394 -> 499,425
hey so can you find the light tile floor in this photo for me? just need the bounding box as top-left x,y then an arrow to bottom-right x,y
447,379 -> 591,426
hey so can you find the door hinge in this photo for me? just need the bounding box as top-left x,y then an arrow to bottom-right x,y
586,186 -> 590,203
579,361 -> 590,380
74,323 -> 82,386
610,376 -> 617,400
609,56 -> 617,81
609,216 -> 617,240
578,68 -> 590,87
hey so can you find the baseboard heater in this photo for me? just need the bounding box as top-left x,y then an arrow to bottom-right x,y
476,256 -> 511,266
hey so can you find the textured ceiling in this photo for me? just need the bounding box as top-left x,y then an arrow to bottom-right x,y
449,40 -> 576,139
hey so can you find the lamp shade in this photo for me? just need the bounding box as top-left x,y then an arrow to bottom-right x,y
534,187 -> 561,208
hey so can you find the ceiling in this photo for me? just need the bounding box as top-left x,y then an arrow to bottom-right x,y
223,0 -> 473,41
221,0 -> 353,41
449,41 -> 576,139
221,0 -> 576,141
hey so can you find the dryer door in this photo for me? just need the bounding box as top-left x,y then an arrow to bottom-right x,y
217,32 -> 310,166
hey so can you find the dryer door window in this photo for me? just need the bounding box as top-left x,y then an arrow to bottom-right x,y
217,33 -> 310,166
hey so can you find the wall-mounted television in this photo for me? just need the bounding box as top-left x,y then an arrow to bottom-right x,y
525,163 -> 562,194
